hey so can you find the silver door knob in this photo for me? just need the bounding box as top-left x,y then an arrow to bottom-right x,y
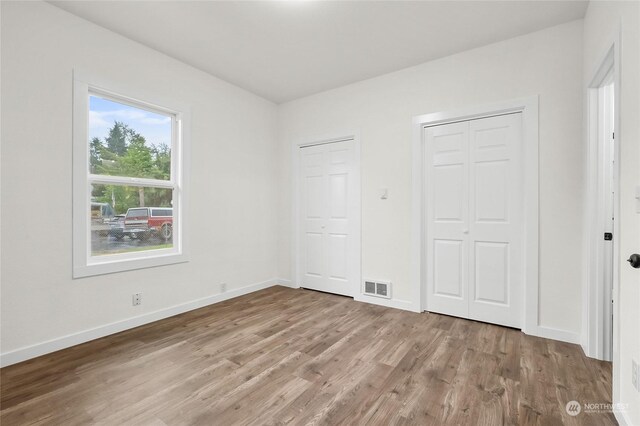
462,229 -> 469,234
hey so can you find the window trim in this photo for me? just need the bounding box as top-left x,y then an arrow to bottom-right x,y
73,70 -> 190,278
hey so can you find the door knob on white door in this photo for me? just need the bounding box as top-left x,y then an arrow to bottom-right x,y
627,254 -> 640,269
463,229 -> 469,234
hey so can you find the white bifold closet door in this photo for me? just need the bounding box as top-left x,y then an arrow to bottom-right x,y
299,140 -> 356,297
425,113 -> 523,328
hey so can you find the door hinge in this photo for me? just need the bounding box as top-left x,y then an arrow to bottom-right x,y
604,232 -> 613,241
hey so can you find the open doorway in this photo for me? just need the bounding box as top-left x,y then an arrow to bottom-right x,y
585,47 -> 619,362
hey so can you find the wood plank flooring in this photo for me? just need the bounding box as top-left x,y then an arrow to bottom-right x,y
1,286 -> 616,425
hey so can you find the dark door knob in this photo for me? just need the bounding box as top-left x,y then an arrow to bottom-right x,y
627,254 -> 640,269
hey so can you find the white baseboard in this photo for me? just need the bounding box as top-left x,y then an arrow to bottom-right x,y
527,325 -> 582,345
580,335 -> 591,359
354,293 -> 581,346
0,278 -> 281,368
0,277 -> 584,367
615,408 -> 634,426
275,278 -> 295,288
354,294 -> 420,313
619,408 -> 636,426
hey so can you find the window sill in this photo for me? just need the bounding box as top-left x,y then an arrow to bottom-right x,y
73,252 -> 189,278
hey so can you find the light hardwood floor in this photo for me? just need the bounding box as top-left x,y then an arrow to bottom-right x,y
1,286 -> 616,425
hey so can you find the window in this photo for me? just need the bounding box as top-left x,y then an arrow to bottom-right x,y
73,73 -> 189,278
151,209 -> 172,217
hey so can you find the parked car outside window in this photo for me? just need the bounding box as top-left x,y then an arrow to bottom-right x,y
124,207 -> 173,241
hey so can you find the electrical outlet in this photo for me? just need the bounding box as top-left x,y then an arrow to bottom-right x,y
220,282 -> 227,293
132,293 -> 142,306
633,359 -> 639,391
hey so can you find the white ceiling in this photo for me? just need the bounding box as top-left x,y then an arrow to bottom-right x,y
50,1 -> 588,104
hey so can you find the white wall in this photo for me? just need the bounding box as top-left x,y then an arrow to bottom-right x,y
278,21 -> 585,340
0,2 -> 280,362
583,2 -> 640,424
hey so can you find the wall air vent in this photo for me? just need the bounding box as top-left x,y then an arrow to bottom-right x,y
364,281 -> 376,295
362,280 -> 391,299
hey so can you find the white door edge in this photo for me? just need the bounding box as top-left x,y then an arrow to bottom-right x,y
584,28 -> 622,367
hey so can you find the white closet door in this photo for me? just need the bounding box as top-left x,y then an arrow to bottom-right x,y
299,140 -> 355,297
425,121 -> 470,318
425,113 -> 523,328
468,114 -> 522,327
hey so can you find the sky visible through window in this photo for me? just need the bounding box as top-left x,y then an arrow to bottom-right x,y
89,96 -> 171,149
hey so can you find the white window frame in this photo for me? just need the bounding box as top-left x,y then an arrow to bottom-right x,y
73,70 -> 190,278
